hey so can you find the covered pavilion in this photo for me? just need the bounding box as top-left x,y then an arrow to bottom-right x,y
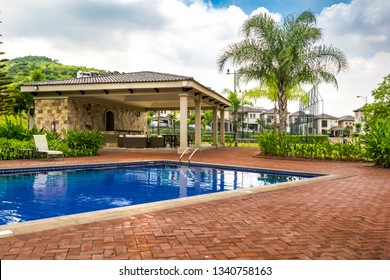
21,71 -> 231,153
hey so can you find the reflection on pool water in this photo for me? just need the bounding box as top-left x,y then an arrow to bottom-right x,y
0,163 -> 318,225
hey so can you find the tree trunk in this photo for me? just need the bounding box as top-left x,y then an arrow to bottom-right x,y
273,102 -> 278,129
278,86 -> 288,133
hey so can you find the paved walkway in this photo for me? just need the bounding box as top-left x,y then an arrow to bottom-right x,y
0,147 -> 389,260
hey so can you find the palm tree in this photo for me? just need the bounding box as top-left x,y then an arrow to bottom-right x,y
224,89 -> 240,146
246,82 -> 308,128
147,111 -> 156,133
217,11 -> 348,132
188,110 -> 213,131
166,111 -> 177,133
202,110 -> 213,130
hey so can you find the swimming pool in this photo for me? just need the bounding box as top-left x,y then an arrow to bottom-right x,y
0,161 -> 321,225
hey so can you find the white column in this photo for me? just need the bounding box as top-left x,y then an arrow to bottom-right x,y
194,99 -> 202,147
220,108 -> 225,146
178,93 -> 189,154
213,107 -> 218,146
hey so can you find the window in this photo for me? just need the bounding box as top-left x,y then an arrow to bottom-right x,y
322,120 -> 328,127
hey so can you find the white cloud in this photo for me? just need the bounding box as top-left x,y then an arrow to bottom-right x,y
250,7 -> 282,22
316,52 -> 390,114
3,0 -> 251,89
318,0 -> 390,57
2,0 -> 389,117
311,0 -> 390,116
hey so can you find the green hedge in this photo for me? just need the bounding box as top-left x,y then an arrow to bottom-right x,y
200,132 -> 235,146
258,131 -> 368,161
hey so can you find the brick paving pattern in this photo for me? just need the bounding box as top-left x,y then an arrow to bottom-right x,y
0,147 -> 389,260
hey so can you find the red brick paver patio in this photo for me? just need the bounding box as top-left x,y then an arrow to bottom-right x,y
0,147 -> 389,260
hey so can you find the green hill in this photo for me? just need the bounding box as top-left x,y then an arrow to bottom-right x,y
6,55 -> 117,81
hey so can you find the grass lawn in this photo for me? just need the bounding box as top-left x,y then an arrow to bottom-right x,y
238,142 -> 258,147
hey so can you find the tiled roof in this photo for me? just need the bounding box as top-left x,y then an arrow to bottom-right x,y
289,111 -> 300,116
239,106 -> 265,113
317,113 -> 338,119
22,71 -> 194,86
353,107 -> 364,112
263,108 -> 276,114
338,115 -> 355,121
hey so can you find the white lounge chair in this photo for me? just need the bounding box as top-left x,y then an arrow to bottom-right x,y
33,134 -> 64,160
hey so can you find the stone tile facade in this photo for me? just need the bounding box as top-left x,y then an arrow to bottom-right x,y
34,98 -> 146,134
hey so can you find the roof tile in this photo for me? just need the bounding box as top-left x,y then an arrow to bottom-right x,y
22,71 -> 194,86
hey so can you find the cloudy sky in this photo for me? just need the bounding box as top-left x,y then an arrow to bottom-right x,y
2,0 -> 390,117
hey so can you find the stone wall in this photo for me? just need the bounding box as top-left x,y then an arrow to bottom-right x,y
34,99 -> 70,132
34,97 -> 146,134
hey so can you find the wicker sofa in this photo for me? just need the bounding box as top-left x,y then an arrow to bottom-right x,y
118,134 -> 148,148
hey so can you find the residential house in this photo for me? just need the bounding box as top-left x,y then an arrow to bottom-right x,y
337,115 -> 355,135
288,111 -> 300,134
353,107 -> 366,132
259,108 -> 279,130
237,106 -> 266,132
316,113 -> 339,135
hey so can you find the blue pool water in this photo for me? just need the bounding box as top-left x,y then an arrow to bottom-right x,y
0,162 -> 319,225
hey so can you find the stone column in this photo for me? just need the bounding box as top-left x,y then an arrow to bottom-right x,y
213,107 -> 218,146
220,108 -> 225,146
194,99 -> 202,147
178,93 -> 189,154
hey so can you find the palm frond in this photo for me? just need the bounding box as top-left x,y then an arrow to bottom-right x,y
216,10 -> 348,132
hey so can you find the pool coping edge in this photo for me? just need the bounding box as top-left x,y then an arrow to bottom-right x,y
0,171 -> 344,238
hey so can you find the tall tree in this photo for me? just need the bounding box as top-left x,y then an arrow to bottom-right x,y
224,89 -> 240,146
361,74 -> 390,168
0,52 -> 13,115
363,74 -> 390,128
166,111 -> 177,133
246,83 -> 308,128
217,11 -> 348,132
0,25 -> 13,116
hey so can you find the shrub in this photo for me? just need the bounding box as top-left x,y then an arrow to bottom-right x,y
258,131 -> 367,161
62,129 -> 104,157
0,138 -> 34,160
224,134 -> 234,147
258,130 -> 281,156
201,132 -> 213,144
0,120 -> 28,140
290,134 -> 329,144
0,128 -> 105,160
361,119 -> 390,168
0,120 -> 46,141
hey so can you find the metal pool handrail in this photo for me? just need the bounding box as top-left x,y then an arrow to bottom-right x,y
179,147 -> 201,164
188,148 -> 201,164
179,147 -> 192,164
